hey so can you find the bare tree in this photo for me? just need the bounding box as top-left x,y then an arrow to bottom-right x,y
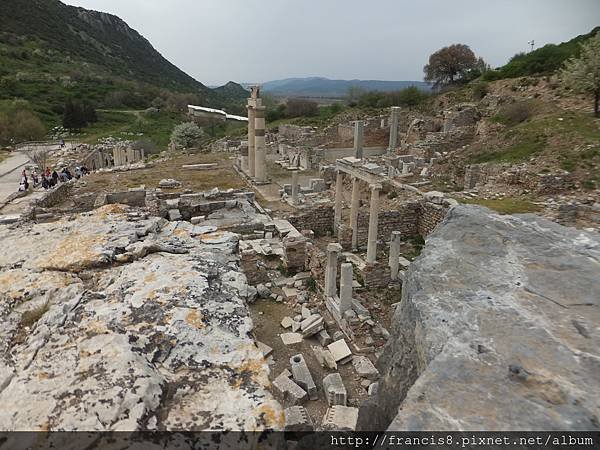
23,147 -> 50,171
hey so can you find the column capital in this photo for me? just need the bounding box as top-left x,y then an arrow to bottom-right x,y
370,183 -> 382,192
327,243 -> 343,253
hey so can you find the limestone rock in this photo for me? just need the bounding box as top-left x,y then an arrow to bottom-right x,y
358,205 -> 600,431
0,206 -> 282,432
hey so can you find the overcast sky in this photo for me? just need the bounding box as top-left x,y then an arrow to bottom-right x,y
63,0 -> 599,86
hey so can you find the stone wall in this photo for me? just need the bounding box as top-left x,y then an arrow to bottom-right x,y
34,180 -> 75,208
105,190 -> 147,207
286,205 -> 334,237
418,201 -> 449,236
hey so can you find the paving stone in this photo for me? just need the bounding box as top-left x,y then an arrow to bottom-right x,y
321,405 -> 359,431
273,371 -> 307,405
323,373 -> 347,406
284,406 -> 313,432
281,333 -> 303,345
290,354 -> 317,400
328,339 -> 353,364
352,355 -> 379,380
281,317 -> 293,329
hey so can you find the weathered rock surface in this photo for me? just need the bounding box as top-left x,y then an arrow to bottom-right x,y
0,205 -> 282,431
359,205 -> 600,431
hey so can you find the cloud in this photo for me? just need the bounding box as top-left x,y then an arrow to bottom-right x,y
63,0 -> 600,85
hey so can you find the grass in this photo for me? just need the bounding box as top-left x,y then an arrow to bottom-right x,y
74,152 -> 245,195
470,110 -> 600,164
460,197 -> 542,215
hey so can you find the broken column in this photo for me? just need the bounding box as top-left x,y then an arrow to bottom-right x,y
389,231 -> 402,281
388,106 -> 401,152
333,170 -> 344,235
290,354 -> 317,400
247,87 -> 258,177
339,263 -> 353,315
254,103 -> 267,182
350,177 -> 360,251
291,171 -> 300,204
366,184 -> 381,264
353,120 -> 364,159
324,243 -> 342,298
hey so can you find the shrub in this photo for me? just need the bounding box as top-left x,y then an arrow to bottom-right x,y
286,99 -> 318,118
492,101 -> 534,126
471,81 -> 489,100
170,122 -> 203,149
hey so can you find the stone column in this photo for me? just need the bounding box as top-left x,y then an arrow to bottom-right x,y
366,184 -> 382,263
333,171 -> 344,235
340,263 -> 353,315
247,102 -> 256,177
389,231 -> 402,281
240,145 -> 249,173
291,171 -> 299,204
388,107 -> 401,152
254,104 -> 267,182
350,177 -> 360,251
353,120 -> 364,159
325,243 -> 342,298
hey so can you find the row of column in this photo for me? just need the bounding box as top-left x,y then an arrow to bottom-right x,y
247,86 -> 267,182
333,171 -> 381,264
112,147 -> 144,167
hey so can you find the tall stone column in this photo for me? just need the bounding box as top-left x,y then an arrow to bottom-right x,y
353,120 -> 364,159
254,104 -> 267,182
333,171 -> 344,235
247,102 -> 256,177
366,184 -> 382,263
389,231 -> 402,281
350,177 -> 360,251
291,171 -> 299,204
388,107 -> 401,153
340,263 -> 353,315
324,243 -> 342,298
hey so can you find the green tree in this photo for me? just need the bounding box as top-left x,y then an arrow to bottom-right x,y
560,33 -> 600,117
424,44 -> 478,87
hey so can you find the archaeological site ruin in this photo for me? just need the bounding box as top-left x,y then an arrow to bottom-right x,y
0,0 -> 598,448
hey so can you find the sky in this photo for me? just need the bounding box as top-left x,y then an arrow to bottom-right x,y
63,0 -> 599,86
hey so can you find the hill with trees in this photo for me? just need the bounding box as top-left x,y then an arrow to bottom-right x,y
0,0 -> 248,124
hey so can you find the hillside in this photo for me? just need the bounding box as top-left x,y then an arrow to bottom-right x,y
0,0 -> 248,121
484,26 -> 600,80
255,77 -> 431,98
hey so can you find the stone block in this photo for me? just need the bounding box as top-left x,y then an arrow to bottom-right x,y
282,287 -> 299,300
281,317 -> 293,329
312,346 -> 337,370
281,333 -> 303,345
328,339 -> 352,365
168,209 -> 182,221
284,406 -> 313,432
256,341 -> 273,358
317,329 -> 332,346
323,373 -> 347,406
273,371 -> 307,405
322,405 -> 359,431
290,354 -> 317,400
352,356 -> 379,380
190,216 -> 206,225
301,317 -> 324,338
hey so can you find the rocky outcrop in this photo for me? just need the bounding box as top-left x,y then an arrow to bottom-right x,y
0,205 -> 282,432
359,205 -> 600,431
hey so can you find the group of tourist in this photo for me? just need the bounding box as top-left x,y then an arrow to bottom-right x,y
19,166 -> 89,192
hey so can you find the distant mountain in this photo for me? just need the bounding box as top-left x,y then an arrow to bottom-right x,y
253,77 -> 431,98
0,0 -> 247,118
